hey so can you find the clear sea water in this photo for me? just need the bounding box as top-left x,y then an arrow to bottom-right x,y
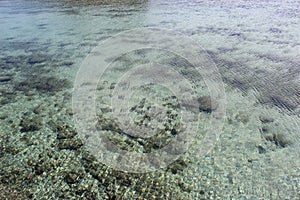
0,0 -> 300,199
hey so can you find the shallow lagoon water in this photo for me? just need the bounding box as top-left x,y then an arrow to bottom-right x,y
0,0 -> 300,199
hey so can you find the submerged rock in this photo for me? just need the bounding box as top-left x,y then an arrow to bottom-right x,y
260,124 -> 292,148
235,111 -> 249,124
167,158 -> 188,174
27,54 -> 48,64
198,96 -> 217,113
57,138 -> 83,150
257,145 -> 267,154
19,115 -> 42,132
0,90 -> 16,105
259,115 -> 274,123
0,76 -> 12,82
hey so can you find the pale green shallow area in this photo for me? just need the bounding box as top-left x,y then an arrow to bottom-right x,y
0,0 -> 300,199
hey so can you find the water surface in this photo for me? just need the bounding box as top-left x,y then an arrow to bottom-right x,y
0,0 -> 300,199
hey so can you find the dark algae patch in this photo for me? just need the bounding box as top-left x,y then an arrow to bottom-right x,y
15,75 -> 72,95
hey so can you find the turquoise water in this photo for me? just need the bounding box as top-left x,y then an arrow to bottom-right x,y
0,0 -> 300,199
